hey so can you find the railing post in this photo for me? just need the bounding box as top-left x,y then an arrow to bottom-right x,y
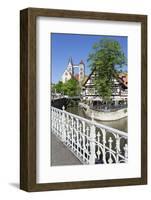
82,121 -> 86,162
71,117 -> 74,150
101,128 -> 107,164
76,118 -> 80,154
116,134 -> 120,163
51,107 -> 54,131
89,113 -> 96,164
108,137 -> 113,164
96,131 -> 101,161
61,106 -> 66,143
124,143 -> 128,163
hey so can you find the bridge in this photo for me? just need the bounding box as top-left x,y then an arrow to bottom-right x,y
51,95 -> 80,109
52,94 -> 80,100
51,106 -> 128,165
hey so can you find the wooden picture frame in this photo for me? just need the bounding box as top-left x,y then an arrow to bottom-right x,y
20,7 -> 147,192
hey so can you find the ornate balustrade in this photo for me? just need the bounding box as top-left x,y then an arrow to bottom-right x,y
51,106 -> 128,165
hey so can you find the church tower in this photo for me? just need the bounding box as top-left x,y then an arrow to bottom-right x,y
78,60 -> 85,82
61,57 -> 73,83
67,57 -> 73,75
61,57 -> 85,83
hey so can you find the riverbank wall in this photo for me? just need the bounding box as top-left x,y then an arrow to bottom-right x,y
79,102 -> 128,121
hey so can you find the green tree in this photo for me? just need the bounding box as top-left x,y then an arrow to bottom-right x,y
88,38 -> 127,101
53,79 -> 80,96
63,79 -> 80,96
54,81 -> 64,93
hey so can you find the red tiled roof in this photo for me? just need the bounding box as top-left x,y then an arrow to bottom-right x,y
119,73 -> 128,87
74,74 -> 79,81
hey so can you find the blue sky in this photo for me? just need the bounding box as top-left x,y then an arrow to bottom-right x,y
51,33 -> 127,83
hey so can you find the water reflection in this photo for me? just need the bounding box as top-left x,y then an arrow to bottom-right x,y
66,106 -> 127,132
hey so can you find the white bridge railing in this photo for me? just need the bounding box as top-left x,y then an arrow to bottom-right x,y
51,106 -> 128,164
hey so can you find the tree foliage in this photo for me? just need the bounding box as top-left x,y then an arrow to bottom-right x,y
88,38 -> 127,100
53,81 -> 63,93
53,79 -> 80,96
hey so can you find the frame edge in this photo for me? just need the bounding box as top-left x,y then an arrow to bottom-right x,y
20,7 -> 148,192
20,8 -> 37,192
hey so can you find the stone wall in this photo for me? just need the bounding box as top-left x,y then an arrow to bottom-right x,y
85,106 -> 128,121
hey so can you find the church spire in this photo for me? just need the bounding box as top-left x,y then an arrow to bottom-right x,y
79,59 -> 84,65
68,57 -> 73,66
67,57 -> 73,75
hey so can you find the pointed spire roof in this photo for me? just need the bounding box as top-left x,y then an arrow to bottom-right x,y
79,59 -> 84,65
68,57 -> 73,66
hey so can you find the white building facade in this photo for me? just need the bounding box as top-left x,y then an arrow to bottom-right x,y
61,57 -> 85,83
82,71 -> 128,105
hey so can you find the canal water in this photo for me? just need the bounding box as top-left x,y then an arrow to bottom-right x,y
66,105 -> 127,132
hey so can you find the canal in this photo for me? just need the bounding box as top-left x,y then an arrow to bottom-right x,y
66,105 -> 127,132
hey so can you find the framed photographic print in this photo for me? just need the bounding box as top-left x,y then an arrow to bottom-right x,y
20,8 -> 147,191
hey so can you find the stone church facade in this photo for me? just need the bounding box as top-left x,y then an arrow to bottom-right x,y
61,57 -> 85,83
